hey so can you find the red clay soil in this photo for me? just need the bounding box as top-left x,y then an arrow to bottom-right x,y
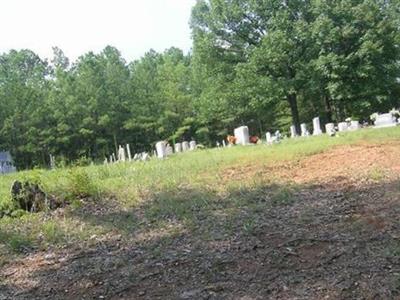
2,142 -> 400,299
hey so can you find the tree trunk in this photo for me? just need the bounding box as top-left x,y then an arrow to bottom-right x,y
287,93 -> 301,135
324,95 -> 333,123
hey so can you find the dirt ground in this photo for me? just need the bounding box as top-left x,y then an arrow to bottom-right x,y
2,142 -> 400,299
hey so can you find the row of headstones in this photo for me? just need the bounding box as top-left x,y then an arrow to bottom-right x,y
104,144 -> 151,164
156,140 -> 197,159
289,117 -> 362,138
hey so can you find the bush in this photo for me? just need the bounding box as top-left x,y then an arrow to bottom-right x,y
67,167 -> 97,199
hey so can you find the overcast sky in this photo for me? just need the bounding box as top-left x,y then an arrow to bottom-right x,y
0,0 -> 196,62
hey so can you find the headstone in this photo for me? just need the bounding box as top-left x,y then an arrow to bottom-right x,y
175,143 -> 182,153
0,151 -> 16,174
141,152 -> 150,161
49,154 -> 56,169
325,123 -> 336,136
166,144 -> 173,156
118,146 -> 126,162
348,120 -> 360,131
126,144 -> 132,161
189,140 -> 197,150
234,126 -> 250,145
374,113 -> 397,128
338,122 -> 348,132
155,141 -> 167,159
300,123 -> 308,137
112,153 -> 117,163
216,141 -> 220,148
271,130 -> 281,143
266,132 -> 272,144
103,157 -> 108,165
222,140 -> 226,147
312,117 -> 323,135
182,141 -> 190,151
290,125 -> 297,138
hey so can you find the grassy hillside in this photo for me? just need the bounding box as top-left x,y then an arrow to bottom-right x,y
1,127 -> 400,250
1,127 -> 400,298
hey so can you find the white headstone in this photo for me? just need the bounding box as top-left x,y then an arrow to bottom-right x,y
175,143 -> 182,153
166,145 -> 173,156
374,113 -> 397,128
222,140 -> 226,147
126,144 -> 132,161
156,141 -> 167,159
348,120 -> 360,131
325,123 -> 335,136
189,141 -> 197,150
338,122 -> 348,132
182,141 -> 190,151
234,126 -> 250,145
103,157 -> 108,165
112,153 -> 117,163
50,154 -> 56,169
290,125 -> 297,138
266,132 -> 272,144
118,145 -> 126,162
300,123 -> 308,137
141,152 -> 150,161
312,117 -> 323,135
216,141 -> 220,148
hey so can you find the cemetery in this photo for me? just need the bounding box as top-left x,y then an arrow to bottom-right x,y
0,0 -> 399,297
1,124 -> 400,299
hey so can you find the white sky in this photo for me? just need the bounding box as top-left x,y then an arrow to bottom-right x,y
0,0 -> 196,62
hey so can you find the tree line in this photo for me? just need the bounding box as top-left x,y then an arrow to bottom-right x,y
0,0 -> 399,169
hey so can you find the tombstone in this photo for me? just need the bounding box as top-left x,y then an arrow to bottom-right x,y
126,144 -> 132,161
266,132 -> 272,144
133,153 -> 139,161
348,120 -> 360,131
325,123 -> 336,136
112,153 -> 117,163
216,141 -> 220,148
166,144 -> 173,156
0,151 -> 16,174
234,126 -> 250,145
222,140 -> 226,147
49,154 -> 56,170
374,113 -> 397,128
312,117 -> 323,135
156,141 -> 167,159
118,146 -> 126,162
338,122 -> 348,132
271,130 -> 281,143
290,125 -> 297,138
141,152 -> 150,161
175,143 -> 182,153
189,140 -> 197,150
300,123 -> 308,137
182,141 -> 190,152
103,157 -> 108,165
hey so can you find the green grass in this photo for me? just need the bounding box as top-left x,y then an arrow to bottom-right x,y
0,126 -> 399,254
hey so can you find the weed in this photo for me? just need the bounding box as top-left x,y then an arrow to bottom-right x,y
270,186 -> 295,206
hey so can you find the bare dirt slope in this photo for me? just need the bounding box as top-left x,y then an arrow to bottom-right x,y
2,142 -> 400,299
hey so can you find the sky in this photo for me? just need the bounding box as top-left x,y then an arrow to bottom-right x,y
0,0 -> 197,62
